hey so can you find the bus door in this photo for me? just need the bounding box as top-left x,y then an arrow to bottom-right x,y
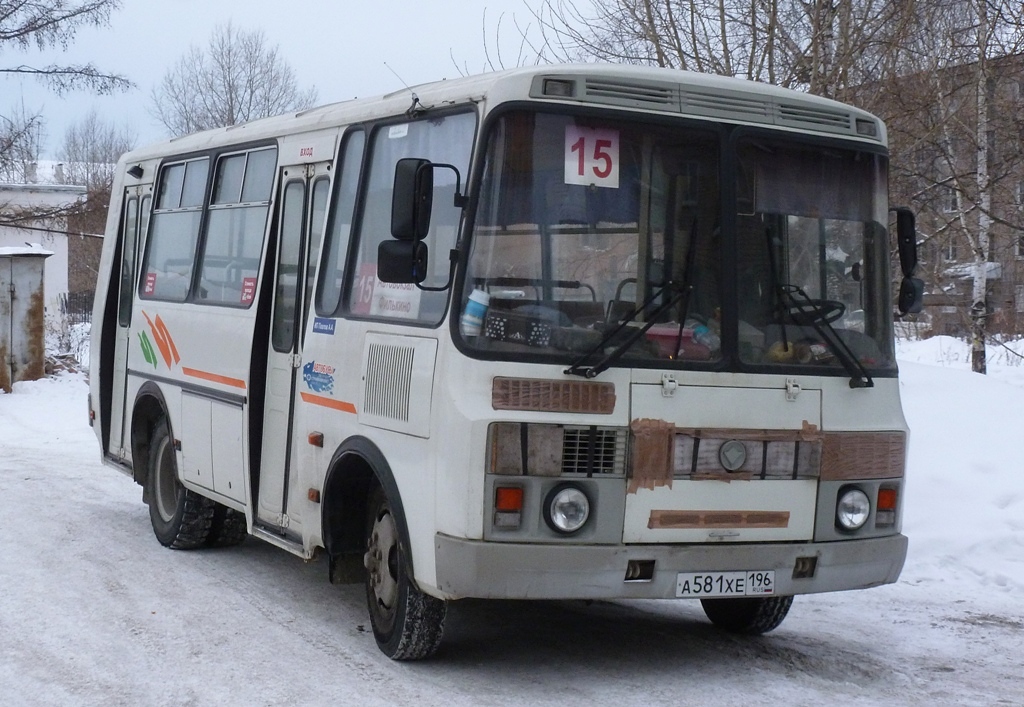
108,184 -> 152,461
257,156 -> 332,534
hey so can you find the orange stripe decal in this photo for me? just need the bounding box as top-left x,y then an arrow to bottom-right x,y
182,367 -> 248,390
300,392 -> 357,414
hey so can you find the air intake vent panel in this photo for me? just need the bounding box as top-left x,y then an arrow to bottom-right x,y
530,73 -> 876,140
359,334 -> 437,438
583,79 -> 678,109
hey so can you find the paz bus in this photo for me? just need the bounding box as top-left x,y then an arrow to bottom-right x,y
89,64 -> 922,660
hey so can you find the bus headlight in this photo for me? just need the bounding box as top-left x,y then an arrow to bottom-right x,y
836,487 -> 871,531
544,483 -> 591,534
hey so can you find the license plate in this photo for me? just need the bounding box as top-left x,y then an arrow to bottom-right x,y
676,571 -> 775,598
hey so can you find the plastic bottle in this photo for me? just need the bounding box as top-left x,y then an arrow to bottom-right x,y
460,289 -> 490,337
692,324 -> 720,351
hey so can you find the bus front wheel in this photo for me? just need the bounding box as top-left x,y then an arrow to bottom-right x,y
146,419 -> 215,549
700,596 -> 794,635
363,485 -> 445,660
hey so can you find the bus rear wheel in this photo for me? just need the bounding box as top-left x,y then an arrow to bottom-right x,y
206,504 -> 248,547
363,485 -> 445,660
700,596 -> 794,635
147,420 -> 215,549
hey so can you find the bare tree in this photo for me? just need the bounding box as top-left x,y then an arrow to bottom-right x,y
0,100 -> 44,182
0,0 -> 131,94
855,0 -> 1024,373
510,1 -> 905,98
1,0 -> 130,185
57,109 -> 135,190
56,109 -> 136,253
150,22 -> 319,137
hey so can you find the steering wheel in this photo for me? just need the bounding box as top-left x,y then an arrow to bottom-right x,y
785,299 -> 846,326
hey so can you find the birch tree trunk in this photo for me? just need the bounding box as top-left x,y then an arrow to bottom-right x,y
971,0 -> 991,374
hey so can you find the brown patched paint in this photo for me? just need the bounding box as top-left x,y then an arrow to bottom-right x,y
21,285 -> 46,382
821,431 -> 906,480
670,424 -> 823,443
628,418 -> 675,493
0,344 -> 9,393
648,509 -> 790,529
492,377 -> 616,414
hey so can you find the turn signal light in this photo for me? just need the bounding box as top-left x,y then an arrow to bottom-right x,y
877,488 -> 898,510
495,486 -> 524,511
876,487 -> 898,527
494,486 -> 524,530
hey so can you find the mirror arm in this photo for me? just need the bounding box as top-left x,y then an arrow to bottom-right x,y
416,248 -> 459,293
430,162 -> 467,208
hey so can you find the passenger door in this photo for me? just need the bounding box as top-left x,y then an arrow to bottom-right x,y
257,156 -> 332,535
108,185 -> 152,460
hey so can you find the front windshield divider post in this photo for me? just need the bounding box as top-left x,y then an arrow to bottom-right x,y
564,280 -> 690,379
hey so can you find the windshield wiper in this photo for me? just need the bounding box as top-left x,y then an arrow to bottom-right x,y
564,280 -> 691,378
779,284 -> 874,389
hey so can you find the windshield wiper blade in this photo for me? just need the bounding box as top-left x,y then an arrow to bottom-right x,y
565,280 -> 690,379
781,285 -> 873,389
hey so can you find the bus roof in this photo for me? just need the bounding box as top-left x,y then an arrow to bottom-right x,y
120,63 -> 886,165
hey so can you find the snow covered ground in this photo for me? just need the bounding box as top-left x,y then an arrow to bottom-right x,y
1,337 -> 1022,706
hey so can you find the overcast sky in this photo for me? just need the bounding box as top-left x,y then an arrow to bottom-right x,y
3,0 -> 548,159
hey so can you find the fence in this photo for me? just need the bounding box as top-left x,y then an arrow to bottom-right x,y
59,291 -> 94,326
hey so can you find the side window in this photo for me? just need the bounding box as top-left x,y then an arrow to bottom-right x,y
117,197 -> 138,326
141,158 -> 209,301
317,130 -> 366,315
272,181 -> 306,352
198,146 -> 277,306
346,112 -> 475,324
304,177 -> 330,328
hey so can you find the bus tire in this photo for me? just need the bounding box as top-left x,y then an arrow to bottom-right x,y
700,596 -> 794,635
206,504 -> 248,548
364,485 -> 445,660
147,420 -> 215,550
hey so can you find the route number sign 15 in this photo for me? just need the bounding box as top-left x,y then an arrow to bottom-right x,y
564,126 -> 620,189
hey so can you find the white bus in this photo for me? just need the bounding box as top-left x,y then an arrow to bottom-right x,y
89,64 -> 921,660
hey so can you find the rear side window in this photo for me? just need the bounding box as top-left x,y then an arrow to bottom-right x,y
140,158 -> 209,301
197,147 -> 278,306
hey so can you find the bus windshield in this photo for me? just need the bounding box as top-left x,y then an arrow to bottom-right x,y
461,109 -> 895,374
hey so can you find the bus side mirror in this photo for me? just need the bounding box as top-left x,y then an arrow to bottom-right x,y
893,207 -> 917,277
898,276 -> 924,315
891,207 -> 923,315
378,240 -> 428,284
391,158 -> 433,240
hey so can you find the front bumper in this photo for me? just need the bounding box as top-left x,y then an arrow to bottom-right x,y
434,533 -> 907,600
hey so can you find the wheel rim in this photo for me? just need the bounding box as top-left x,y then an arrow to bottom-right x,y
153,435 -> 179,523
366,506 -> 400,622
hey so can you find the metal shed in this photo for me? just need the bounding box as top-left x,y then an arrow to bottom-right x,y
0,248 -> 51,393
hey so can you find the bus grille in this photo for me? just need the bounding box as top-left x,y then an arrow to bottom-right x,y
562,426 -> 628,475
